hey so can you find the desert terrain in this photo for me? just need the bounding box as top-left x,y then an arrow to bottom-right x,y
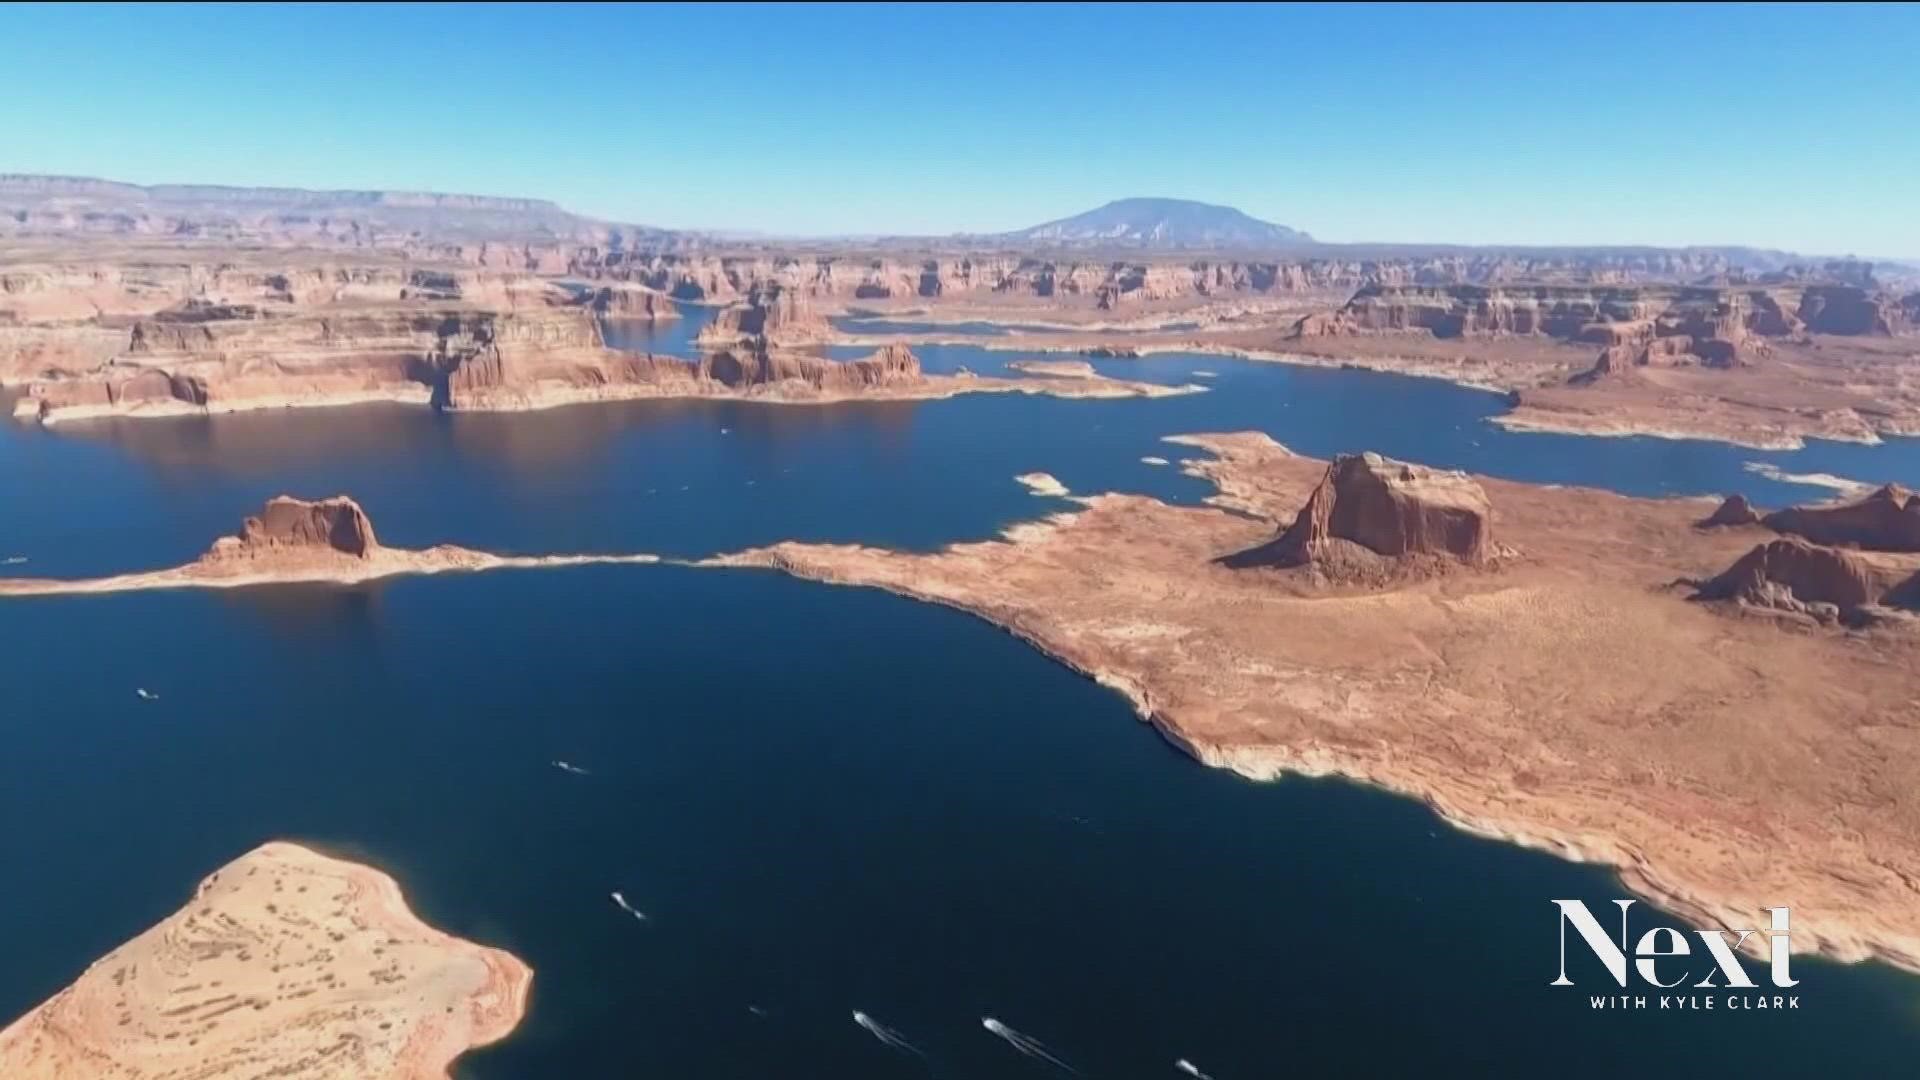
0,842 -> 529,1080
712,438 -> 1920,972
7,175 -> 1917,446
8,173 -> 1920,1069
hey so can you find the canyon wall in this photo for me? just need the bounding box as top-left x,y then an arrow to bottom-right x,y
1291,281 -> 1918,374
8,291 -> 933,422
565,250 -> 1778,307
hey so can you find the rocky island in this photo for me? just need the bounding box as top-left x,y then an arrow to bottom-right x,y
711,438 -> 1920,973
0,495 -> 657,596
0,842 -> 529,1080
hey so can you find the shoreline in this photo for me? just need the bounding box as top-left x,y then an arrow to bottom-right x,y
9,369 -> 1198,428
1486,410 -> 1818,451
822,329 -> 1918,453
0,841 -> 532,1080
0,548 -> 660,598
704,544 -> 1920,976
697,448 -> 1920,980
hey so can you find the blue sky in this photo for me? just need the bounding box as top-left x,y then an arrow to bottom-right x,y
4,2 -> 1917,254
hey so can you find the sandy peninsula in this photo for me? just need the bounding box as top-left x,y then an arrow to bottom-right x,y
0,494 -> 656,598
0,842 -> 530,1080
709,434 -> 1920,975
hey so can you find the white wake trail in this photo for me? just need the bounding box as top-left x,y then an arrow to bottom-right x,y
609,891 -> 647,921
982,1017 -> 1078,1074
852,1010 -> 927,1057
1176,1058 -> 1215,1079
551,760 -> 590,776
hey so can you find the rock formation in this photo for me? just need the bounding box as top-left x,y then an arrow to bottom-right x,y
1701,494 -> 1762,527
206,495 -> 379,563
697,283 -> 831,346
1234,451 -> 1495,572
716,431 -> 1920,977
1762,484 -> 1920,552
0,496 -> 662,598
587,282 -> 679,321
1797,285 -> 1913,336
575,249 -> 1820,305
1693,537 -> 1880,624
699,342 -> 922,393
1293,283 -> 1807,375
0,172 -> 677,256
11,304 -> 609,422
0,842 -> 530,1080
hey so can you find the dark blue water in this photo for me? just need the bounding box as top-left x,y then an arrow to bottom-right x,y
4,351 -> 1920,1077
3,571 -> 1917,1079
5,350 -> 1918,581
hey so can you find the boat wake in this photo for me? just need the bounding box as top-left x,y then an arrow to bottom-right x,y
551,760 -> 590,776
609,891 -> 647,922
852,1010 -> 926,1057
982,1017 -> 1077,1073
1176,1058 -> 1216,1079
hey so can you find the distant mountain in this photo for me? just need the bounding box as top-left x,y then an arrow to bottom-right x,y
1004,197 -> 1312,250
0,173 -> 683,250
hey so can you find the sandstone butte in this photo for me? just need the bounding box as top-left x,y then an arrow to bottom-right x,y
0,494 -> 657,597
0,842 -> 530,1080
708,434 -> 1920,974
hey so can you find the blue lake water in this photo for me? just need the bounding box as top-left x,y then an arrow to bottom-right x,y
3,345 -> 1919,1077
600,302 -> 721,359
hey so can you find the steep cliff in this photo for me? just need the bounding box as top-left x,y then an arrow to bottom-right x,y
12,304 -> 608,421
204,496 -> 380,564
587,282 -> 680,320
697,283 -> 832,345
1231,451 -> 1495,575
569,250 -> 1772,306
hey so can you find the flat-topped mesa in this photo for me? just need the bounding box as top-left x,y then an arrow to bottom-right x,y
1798,284 -> 1916,336
204,495 -> 379,565
699,342 -> 923,394
1287,281 -> 1920,384
1235,452 -> 1495,574
1701,493 -> 1762,527
697,282 -> 831,346
1693,537 -> 1882,626
12,304 -> 608,422
576,250 -> 1789,305
586,281 -> 680,321
1763,484 -> 1920,552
